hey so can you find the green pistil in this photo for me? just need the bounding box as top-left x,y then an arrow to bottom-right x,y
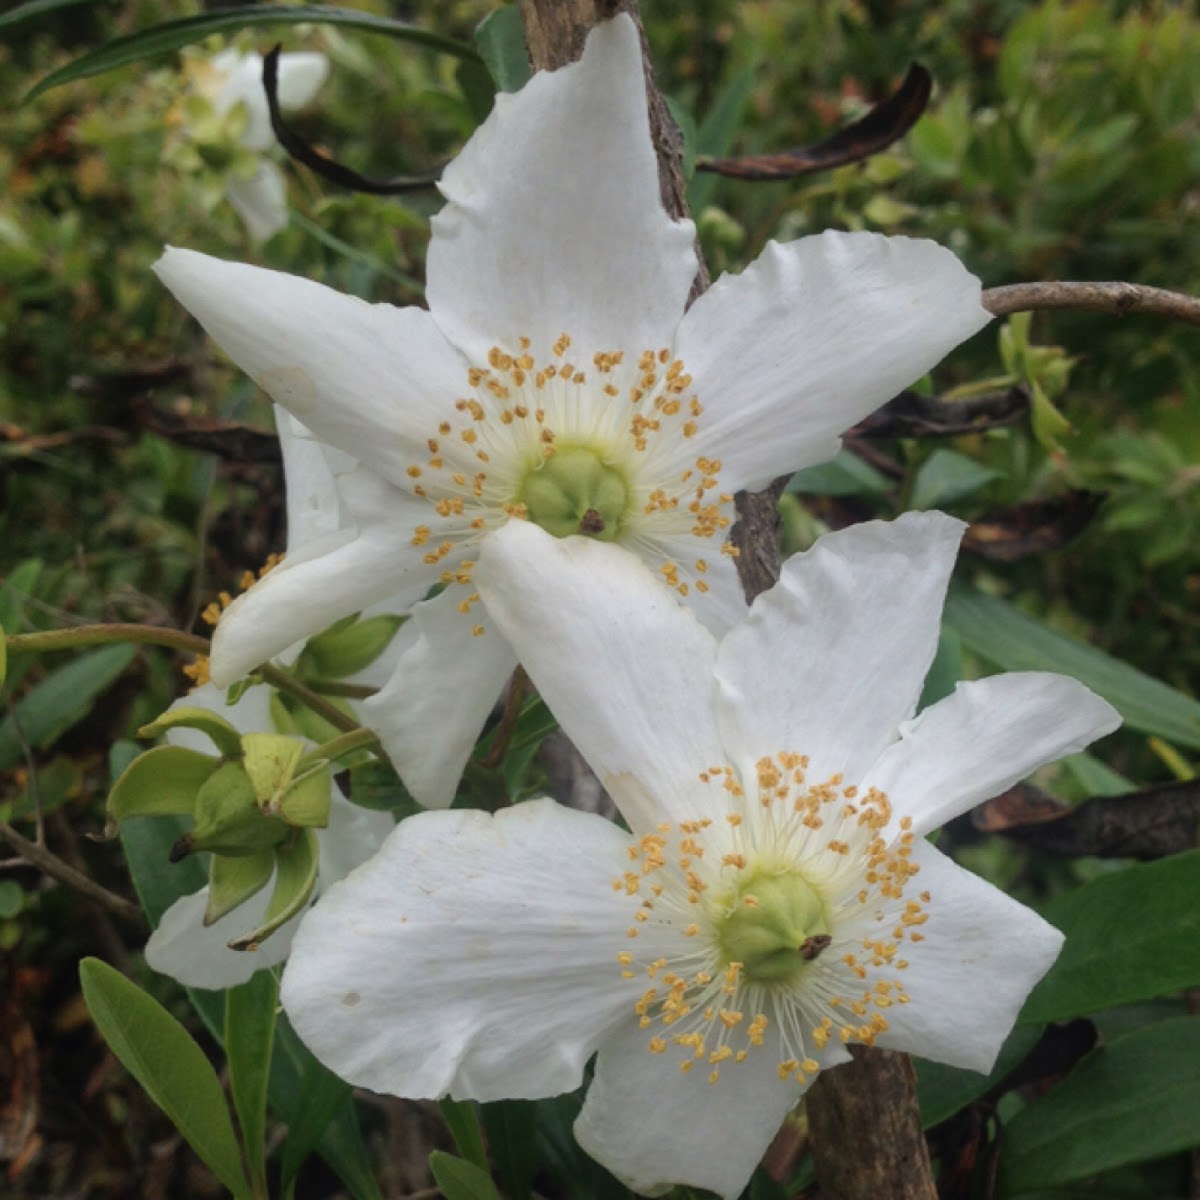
716,871 -> 831,986
518,444 -> 630,542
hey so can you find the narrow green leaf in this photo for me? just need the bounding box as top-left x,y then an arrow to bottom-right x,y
440,1098 -> 488,1171
481,1100 -> 537,1200
429,1151 -> 504,1200
1000,1016 -> 1200,1191
1020,849 -> 1200,1025
108,745 -> 216,824
474,6 -> 529,93
279,1049 -> 354,1194
785,448 -> 892,498
226,970 -> 278,1194
0,643 -> 135,771
943,584 -> 1200,750
0,625 -> 7,688
910,448 -> 1000,510
0,0 -> 91,29
79,958 -> 252,1200
27,5 -> 479,100
0,560 -> 43,631
689,65 -> 755,212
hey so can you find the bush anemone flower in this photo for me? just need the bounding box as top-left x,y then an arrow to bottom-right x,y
279,513 -> 1120,1199
182,47 -> 329,242
155,15 -> 992,809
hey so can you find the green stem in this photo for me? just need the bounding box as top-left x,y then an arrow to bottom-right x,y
258,663 -> 363,735
299,725 -> 382,769
5,623 -> 209,656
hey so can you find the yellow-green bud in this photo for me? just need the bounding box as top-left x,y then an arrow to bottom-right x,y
716,871 -> 831,986
518,444 -> 629,542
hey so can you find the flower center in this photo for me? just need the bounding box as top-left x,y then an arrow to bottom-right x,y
517,442 -> 630,541
714,869 -> 831,986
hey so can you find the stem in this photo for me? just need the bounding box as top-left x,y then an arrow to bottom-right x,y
982,280 -> 1200,327
258,663 -> 362,735
299,726 -> 381,769
0,821 -> 145,924
5,623 -> 209,656
306,679 -> 378,700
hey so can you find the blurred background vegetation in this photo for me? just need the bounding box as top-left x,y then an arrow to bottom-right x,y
1,1 -> 1198,1197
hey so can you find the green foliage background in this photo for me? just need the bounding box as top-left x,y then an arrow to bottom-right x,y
1,1 -> 1198,1197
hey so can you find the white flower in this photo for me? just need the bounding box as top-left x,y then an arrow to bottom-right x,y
279,513 -> 1120,1199
190,48 -> 328,242
155,14 -> 992,810
143,680 -> 394,989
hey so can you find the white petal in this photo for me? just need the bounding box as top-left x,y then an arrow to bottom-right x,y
226,158 -> 288,243
317,791 -> 394,885
714,513 -> 965,787
361,593 -> 517,809
675,233 -> 992,491
872,840 -> 1063,1072
146,885 -> 299,989
426,14 -> 697,365
153,247 -> 469,488
275,51 -> 329,112
209,467 -> 433,686
865,672 -> 1121,837
276,409 -> 348,552
577,1018 -> 803,1200
475,521 -> 725,833
645,527 -> 748,636
281,799 -> 637,1100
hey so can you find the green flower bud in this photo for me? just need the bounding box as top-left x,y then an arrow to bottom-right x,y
174,761 -> 290,861
518,444 -> 630,542
716,871 -> 831,986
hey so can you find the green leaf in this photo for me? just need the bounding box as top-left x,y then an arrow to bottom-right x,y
910,448 -> 1000,510
917,627 -> 963,713
140,705 -> 244,759
785,449 -> 892,498
1020,850 -> 1200,1025
229,830 -> 318,950
999,1016 -> 1200,1191
429,1151 -> 504,1200
943,584 -> 1200,750
0,0 -> 91,29
107,745 -> 217,824
79,958 -> 252,1200
0,643 -> 135,772
279,1049 -> 355,1195
0,625 -> 6,689
225,970 -> 278,1195
474,6 -> 529,93
482,1099 -> 536,1200
343,760 -> 423,818
0,560 -> 42,633
440,1099 -> 488,1172
690,66 -> 756,213
915,1023 -> 1042,1128
27,5 -> 480,100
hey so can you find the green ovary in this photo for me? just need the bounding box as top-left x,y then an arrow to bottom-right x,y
518,444 -> 630,542
716,870 -> 832,986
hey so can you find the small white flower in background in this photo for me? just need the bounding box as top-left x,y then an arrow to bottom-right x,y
143,681 -> 394,990
279,513 -> 1120,1200
155,14 -> 992,810
185,47 -> 328,243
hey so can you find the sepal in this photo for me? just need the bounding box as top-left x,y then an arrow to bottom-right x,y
229,829 -> 319,950
138,705 -> 244,759
205,851 -> 275,924
176,761 -> 289,860
296,613 -> 405,680
105,745 -> 220,834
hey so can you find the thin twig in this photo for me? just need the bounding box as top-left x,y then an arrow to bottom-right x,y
0,821 -> 144,924
982,280 -> 1200,327
5,624 -> 209,657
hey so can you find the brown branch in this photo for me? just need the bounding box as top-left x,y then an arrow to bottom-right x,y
982,281 -> 1200,327
518,4 -> 934,1197
0,821 -> 144,925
